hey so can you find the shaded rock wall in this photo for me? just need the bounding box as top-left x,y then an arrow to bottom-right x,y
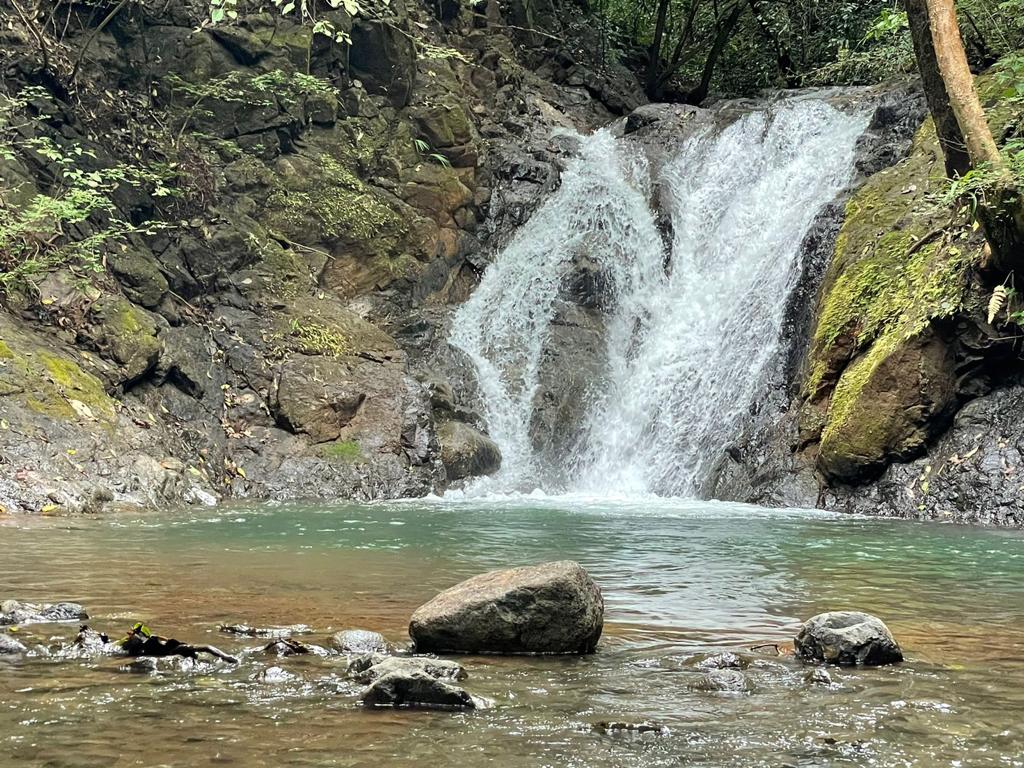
0,0 -> 643,512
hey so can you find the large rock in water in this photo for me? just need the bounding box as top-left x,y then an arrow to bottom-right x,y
437,420 -> 501,481
409,561 -> 603,654
360,669 -> 477,710
794,611 -> 903,666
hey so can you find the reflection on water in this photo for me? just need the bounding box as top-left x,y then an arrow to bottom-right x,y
2,497 -> 1024,767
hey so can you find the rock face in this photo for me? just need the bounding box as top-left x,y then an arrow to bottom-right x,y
409,561 -> 603,654
0,600 -> 88,626
794,611 -> 903,666
0,0 -> 644,515
360,669 -> 477,710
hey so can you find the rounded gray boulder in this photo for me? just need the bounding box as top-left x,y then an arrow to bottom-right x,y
794,611 -> 903,666
409,561 -> 603,655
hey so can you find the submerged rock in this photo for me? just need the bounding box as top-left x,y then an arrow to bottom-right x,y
409,561 -> 603,655
261,638 -> 328,657
220,623 -> 311,639
253,665 -> 300,684
691,651 -> 749,670
689,669 -> 752,693
0,600 -> 88,626
592,721 -> 669,736
360,669 -> 477,710
330,629 -> 391,655
348,653 -> 466,684
0,633 -> 28,655
794,611 -> 903,666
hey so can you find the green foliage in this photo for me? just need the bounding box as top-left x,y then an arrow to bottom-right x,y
0,92 -> 174,296
413,138 -> 452,167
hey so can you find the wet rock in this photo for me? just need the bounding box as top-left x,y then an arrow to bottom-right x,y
123,658 -> 159,674
262,638 -> 328,657
794,611 -> 903,667
691,651 -> 748,671
360,669 -> 477,710
689,669 -> 752,693
330,629 -> 391,655
805,667 -> 837,686
0,633 -> 28,655
0,600 -> 88,626
409,561 -> 603,654
348,653 -> 466,684
592,721 -> 669,736
437,420 -> 502,481
253,665 -> 300,684
220,623 -> 311,639
72,625 -> 122,656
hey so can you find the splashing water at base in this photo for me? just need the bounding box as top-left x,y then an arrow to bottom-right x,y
450,99 -> 868,496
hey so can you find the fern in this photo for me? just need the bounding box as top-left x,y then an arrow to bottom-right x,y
988,284 -> 1009,325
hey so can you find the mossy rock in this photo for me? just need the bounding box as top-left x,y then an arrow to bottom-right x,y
802,66 -> 1022,481
273,296 -> 398,359
88,297 -> 162,384
817,329 -> 957,481
106,247 -> 169,309
0,316 -> 116,425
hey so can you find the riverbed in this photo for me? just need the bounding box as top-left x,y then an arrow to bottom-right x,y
2,497 -> 1023,767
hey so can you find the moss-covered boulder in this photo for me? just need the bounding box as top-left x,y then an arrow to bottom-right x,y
800,70 -> 1024,482
87,297 -> 163,385
0,316 -> 116,425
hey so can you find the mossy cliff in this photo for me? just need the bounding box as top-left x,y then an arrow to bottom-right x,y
0,0 -> 642,512
799,70 -> 1024,505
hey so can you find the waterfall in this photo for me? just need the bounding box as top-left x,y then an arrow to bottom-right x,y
450,98 -> 869,497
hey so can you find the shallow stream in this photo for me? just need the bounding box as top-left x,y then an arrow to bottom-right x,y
2,498 -> 1023,766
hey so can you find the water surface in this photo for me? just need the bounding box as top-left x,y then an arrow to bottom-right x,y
2,498 -> 1023,766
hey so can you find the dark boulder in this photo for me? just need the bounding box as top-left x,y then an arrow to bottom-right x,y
409,561 -> 603,654
360,669 -> 477,710
349,20 -> 415,108
794,611 -> 903,666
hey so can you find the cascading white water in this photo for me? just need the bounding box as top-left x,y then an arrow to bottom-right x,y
450,98 -> 869,497
449,130 -> 666,489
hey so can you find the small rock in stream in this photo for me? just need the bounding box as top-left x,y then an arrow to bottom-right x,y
253,665 -> 300,684
360,669 -> 478,711
220,623 -> 311,639
0,633 -> 28,655
794,611 -> 903,666
261,638 -> 328,657
689,669 -> 752,693
592,721 -> 669,736
0,600 -> 88,626
805,667 -> 837,687
348,653 -> 466,684
330,629 -> 391,655
691,651 -> 748,670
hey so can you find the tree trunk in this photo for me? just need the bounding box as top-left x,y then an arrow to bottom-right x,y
646,0 -> 671,98
905,0 -> 970,177
917,0 -> 1024,274
926,0 -> 1002,168
684,1 -> 744,105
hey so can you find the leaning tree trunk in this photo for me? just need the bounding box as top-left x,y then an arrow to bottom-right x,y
685,1 -> 744,105
911,0 -> 1024,273
905,0 -> 970,177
